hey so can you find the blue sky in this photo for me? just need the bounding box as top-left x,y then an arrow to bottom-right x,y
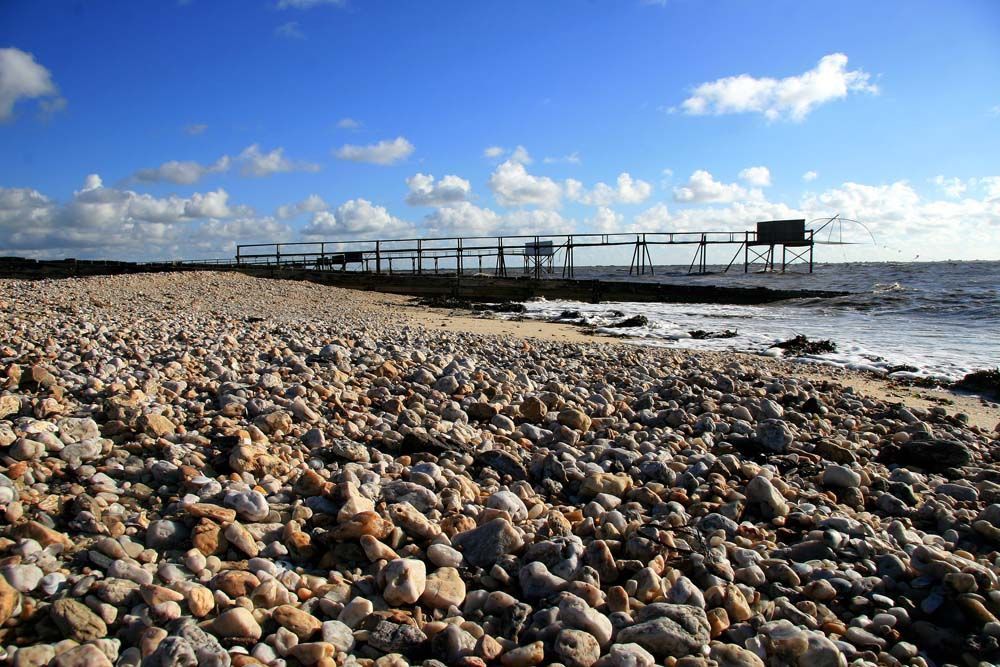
1,0 -> 999,262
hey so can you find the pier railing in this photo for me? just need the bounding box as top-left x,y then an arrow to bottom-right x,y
236,228 -> 815,277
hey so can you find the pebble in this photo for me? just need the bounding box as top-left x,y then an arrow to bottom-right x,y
2,564 -> 43,592
0,272 -> 997,667
211,606 -> 262,639
382,558 -> 427,606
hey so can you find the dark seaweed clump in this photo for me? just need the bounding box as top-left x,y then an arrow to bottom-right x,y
610,315 -> 649,328
771,335 -> 837,355
688,329 -> 738,339
416,296 -> 526,313
954,368 -> 1000,398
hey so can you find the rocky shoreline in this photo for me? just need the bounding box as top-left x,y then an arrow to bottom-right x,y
1,272 -> 998,667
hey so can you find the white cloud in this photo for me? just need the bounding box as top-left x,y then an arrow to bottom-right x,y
588,206 -> 624,233
184,189 -> 233,218
276,21 -> 305,39
804,180 -> 918,222
276,0 -> 346,8
82,174 -> 103,191
739,166 -> 772,187
334,137 -> 414,165
184,123 -> 208,136
238,144 -> 321,177
0,175 -> 282,260
502,209 -> 574,235
488,160 -> 562,208
566,172 -> 653,206
990,105 -> 1000,116
423,202 -> 573,237
673,170 -> 760,203
543,152 -> 582,165
483,145 -> 531,164
135,146 -> 317,182
931,175 -> 968,199
634,202 -> 671,230
638,199 -> 803,234
301,199 -> 412,238
424,202 -> 502,236
981,177 -> 1000,201
134,155 -> 231,185
0,47 -> 65,121
337,117 -> 361,130
803,170 -> 818,182
405,173 -> 472,206
680,53 -> 878,121
276,194 -> 329,219
510,146 -> 532,164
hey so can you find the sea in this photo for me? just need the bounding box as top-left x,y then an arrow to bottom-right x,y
513,261 -> 1000,382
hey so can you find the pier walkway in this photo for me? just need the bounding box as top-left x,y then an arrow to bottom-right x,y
235,220 -> 816,278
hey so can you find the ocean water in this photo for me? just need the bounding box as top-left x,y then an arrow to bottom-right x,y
515,261 -> 1000,381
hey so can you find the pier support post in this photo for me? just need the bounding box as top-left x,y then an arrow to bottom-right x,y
375,241 -> 381,274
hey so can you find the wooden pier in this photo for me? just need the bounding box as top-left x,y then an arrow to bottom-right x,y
236,220 -> 817,278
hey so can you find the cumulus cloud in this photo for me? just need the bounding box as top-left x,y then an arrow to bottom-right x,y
184,189 -> 233,218
502,209 -> 574,235
543,152 -> 582,165
134,155 -> 231,185
566,172 -> 653,206
488,160 -> 563,208
334,137 -> 414,165
301,198 -> 412,238
238,144 -> 321,177
634,202 -> 671,230
803,170 -> 818,182
588,206 -> 624,233
422,202 -> 573,237
0,175 -> 283,260
483,145 -> 532,164
405,173 -> 472,206
510,146 -> 532,164
0,47 -> 65,121
336,117 -> 362,130
423,202 -> 502,236
135,145 -> 317,182
981,177 -> 1000,201
275,21 -> 305,39
276,194 -> 329,219
673,170 -> 759,203
931,175 -> 968,199
680,53 -> 878,121
739,166 -> 772,187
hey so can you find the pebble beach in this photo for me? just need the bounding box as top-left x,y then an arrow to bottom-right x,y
1,271 -> 999,667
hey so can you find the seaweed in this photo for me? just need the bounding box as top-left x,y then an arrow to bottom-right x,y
609,315 -> 649,328
953,368 -> 1000,398
770,335 -> 836,355
688,329 -> 738,339
415,296 -> 526,313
